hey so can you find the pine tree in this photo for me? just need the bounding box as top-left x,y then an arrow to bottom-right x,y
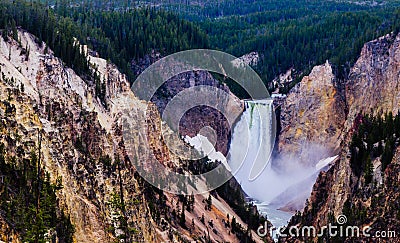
206,194 -> 212,211
231,217 -> 236,233
179,201 -> 186,227
364,156 -> 373,184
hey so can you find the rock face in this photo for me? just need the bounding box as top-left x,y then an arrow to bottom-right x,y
346,33 -> 400,125
279,60 -> 346,165
0,30 -> 157,243
131,51 -> 243,155
0,30 -> 267,243
153,70 -> 242,156
278,32 -> 400,242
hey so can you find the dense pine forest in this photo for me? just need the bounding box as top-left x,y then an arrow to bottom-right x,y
350,112 -> 400,183
158,0 -> 400,96
1,0 -> 399,97
121,0 -> 400,95
0,142 -> 75,242
200,8 -> 400,93
0,0 -> 208,84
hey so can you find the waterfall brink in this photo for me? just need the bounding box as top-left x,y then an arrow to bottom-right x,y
228,99 -> 276,201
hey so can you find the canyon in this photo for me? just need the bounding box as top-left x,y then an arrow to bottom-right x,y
0,24 -> 400,243
0,29 -> 269,243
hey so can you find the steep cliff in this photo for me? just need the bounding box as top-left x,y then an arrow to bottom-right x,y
279,61 -> 346,165
279,32 -> 400,242
346,33 -> 400,125
0,30 -> 267,243
0,29 -> 158,242
131,51 -> 243,155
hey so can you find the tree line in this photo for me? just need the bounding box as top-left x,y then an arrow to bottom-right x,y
201,8 -> 400,96
0,0 -> 208,85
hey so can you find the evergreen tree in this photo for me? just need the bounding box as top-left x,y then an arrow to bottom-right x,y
206,194 -> 212,211
364,156 -> 373,184
179,201 -> 186,227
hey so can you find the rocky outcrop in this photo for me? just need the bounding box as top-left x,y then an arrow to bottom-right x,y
0,30 -> 157,242
278,60 -> 346,165
131,51 -> 243,155
346,33 -> 400,126
310,32 -> 400,219
279,32 -> 400,242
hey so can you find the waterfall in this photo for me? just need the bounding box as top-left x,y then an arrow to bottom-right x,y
227,99 -> 276,201
228,99 -> 298,236
228,99 -> 321,203
184,98 -> 336,236
227,99 -> 337,237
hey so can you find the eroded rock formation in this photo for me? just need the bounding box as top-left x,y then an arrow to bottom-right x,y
0,30 -> 267,243
279,60 -> 346,165
279,32 -> 400,242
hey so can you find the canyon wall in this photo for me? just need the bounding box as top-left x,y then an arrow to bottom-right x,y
279,32 -> 400,242
0,30 -> 267,243
279,60 -> 346,165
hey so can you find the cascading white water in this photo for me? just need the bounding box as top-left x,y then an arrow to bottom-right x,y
227,99 -> 277,201
228,99 -> 298,235
185,98 -> 337,237
228,99 -> 338,236
229,99 -> 317,201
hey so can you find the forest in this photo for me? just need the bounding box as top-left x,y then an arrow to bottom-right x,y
3,0 -> 399,98
1,0 -> 400,241
0,141 -> 75,242
0,0 -> 208,85
197,2 -> 400,94
350,112 -> 400,183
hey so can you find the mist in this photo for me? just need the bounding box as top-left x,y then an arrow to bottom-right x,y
185,100 -> 337,212
227,101 -> 336,210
